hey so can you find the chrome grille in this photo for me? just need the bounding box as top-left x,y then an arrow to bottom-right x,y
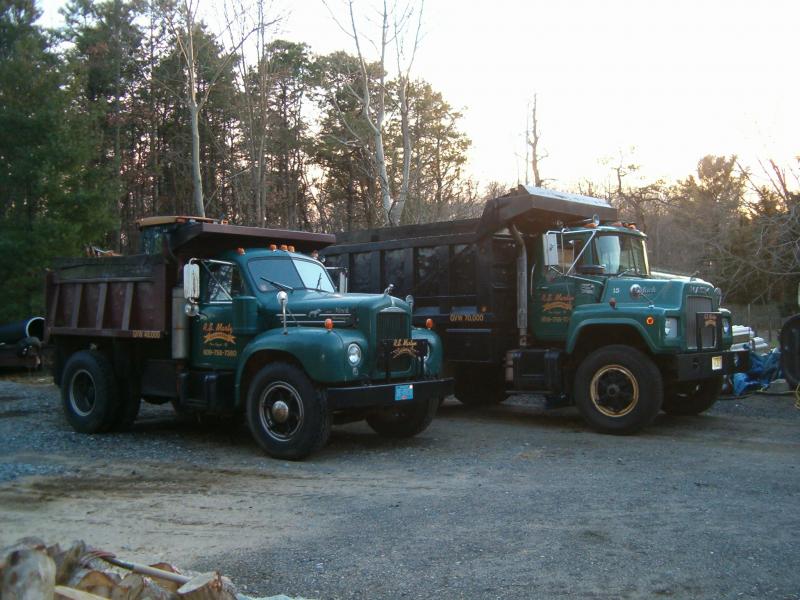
377,310 -> 412,372
685,296 -> 715,350
377,310 -> 410,341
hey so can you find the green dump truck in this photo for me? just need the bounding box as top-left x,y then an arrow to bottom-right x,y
322,186 -> 749,434
45,217 -> 452,459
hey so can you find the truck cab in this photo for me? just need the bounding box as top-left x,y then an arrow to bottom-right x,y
46,217 -> 452,459
322,186 -> 748,435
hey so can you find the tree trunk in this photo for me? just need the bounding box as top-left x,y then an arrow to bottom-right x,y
189,99 -> 204,217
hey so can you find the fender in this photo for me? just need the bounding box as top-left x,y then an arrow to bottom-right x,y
411,327 -> 444,376
235,327 -> 370,404
566,305 -> 664,354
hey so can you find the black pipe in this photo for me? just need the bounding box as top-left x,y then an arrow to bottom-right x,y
0,317 -> 44,344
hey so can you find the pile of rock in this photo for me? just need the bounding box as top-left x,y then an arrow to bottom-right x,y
0,538 -> 285,600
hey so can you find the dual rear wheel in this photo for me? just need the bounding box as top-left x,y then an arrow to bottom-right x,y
61,350 -> 140,433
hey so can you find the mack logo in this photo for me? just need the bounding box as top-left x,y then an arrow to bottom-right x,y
391,338 -> 419,359
203,322 -> 236,345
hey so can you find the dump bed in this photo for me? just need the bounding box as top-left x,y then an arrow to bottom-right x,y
45,254 -> 173,342
321,185 -> 617,363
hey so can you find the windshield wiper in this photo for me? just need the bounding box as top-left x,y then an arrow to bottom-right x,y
260,276 -> 294,292
615,268 -> 640,277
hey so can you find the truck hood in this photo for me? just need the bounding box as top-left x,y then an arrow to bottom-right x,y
261,291 -> 410,326
600,278 -> 717,309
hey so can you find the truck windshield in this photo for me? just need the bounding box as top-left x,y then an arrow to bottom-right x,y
593,234 -> 650,276
249,257 -> 336,293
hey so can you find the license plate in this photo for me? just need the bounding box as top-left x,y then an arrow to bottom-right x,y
711,355 -> 722,371
395,384 -> 414,401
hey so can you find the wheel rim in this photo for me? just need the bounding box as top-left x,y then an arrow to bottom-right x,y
69,369 -> 96,417
258,382 -> 304,442
589,364 -> 639,417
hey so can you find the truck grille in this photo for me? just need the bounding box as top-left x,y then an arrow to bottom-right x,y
376,310 -> 412,372
685,296 -> 715,350
377,310 -> 410,341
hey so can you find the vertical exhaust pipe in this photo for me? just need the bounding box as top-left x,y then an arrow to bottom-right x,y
510,224 -> 529,347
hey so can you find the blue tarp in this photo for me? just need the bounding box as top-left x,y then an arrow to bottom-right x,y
732,348 -> 783,396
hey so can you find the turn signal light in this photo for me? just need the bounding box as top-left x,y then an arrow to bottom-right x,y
645,316 -> 655,326
236,247 -> 245,255
609,298 -> 617,309
425,318 -> 434,329
324,318 -> 334,330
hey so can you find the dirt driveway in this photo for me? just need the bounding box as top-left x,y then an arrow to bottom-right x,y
1,377 -> 798,599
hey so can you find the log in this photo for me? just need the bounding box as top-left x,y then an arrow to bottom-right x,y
147,563 -> 183,593
177,572 -> 237,600
68,568 -> 120,598
49,540 -> 87,585
111,572 -> 173,600
56,585 -> 111,600
1,545 -> 56,600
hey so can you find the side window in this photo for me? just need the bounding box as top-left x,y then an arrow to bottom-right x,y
205,263 -> 244,303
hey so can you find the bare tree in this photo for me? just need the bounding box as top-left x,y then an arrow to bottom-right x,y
165,0 -> 270,217
326,0 -> 423,225
526,94 -> 547,187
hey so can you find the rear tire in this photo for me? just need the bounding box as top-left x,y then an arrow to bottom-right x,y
246,363 -> 331,460
453,364 -> 507,406
366,395 -> 438,438
574,345 -> 663,435
61,350 -> 119,433
662,376 -> 722,415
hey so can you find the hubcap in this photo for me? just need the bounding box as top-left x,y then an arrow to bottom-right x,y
258,382 -> 304,442
590,364 -> 639,417
69,369 -> 96,417
271,400 -> 290,423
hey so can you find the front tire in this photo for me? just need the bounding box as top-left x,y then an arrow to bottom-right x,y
662,376 -> 722,415
61,350 -> 119,433
574,345 -> 663,435
246,363 -> 330,460
365,395 -> 439,438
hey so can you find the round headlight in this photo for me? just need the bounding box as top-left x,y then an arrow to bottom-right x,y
722,319 -> 731,335
347,343 -> 362,366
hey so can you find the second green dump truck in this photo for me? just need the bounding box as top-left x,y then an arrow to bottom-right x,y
322,186 -> 749,434
46,217 -> 452,459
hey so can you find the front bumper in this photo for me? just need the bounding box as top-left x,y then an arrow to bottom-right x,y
671,349 -> 750,382
326,377 -> 454,411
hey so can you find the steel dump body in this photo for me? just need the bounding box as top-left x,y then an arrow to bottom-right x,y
46,255 -> 172,342
46,223 -> 335,344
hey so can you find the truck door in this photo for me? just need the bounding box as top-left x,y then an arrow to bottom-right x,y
530,233 -> 589,341
191,260 -> 245,369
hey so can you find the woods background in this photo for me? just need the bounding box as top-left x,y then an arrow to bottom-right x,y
1,0 -> 798,324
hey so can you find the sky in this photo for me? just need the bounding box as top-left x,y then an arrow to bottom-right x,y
38,0 -> 799,191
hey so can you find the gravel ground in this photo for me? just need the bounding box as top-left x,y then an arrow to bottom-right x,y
0,374 -> 798,599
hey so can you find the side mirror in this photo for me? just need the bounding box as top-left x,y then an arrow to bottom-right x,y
277,290 -> 289,334
183,263 -> 200,300
543,232 -> 560,267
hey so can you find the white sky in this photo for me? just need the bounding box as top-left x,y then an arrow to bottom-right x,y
38,0 -> 799,190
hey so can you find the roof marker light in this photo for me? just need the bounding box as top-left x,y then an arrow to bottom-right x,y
280,244 -> 288,251
269,244 -> 277,251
